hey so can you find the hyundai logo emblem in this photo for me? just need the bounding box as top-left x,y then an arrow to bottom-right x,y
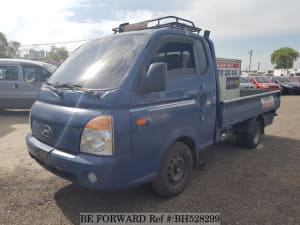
41,125 -> 52,138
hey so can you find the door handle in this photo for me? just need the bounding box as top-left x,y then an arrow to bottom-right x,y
199,94 -> 207,121
13,83 -> 18,89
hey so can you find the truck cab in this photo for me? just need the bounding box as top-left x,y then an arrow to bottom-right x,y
26,16 -> 280,197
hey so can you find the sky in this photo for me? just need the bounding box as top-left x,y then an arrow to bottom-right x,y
1,0 -> 300,71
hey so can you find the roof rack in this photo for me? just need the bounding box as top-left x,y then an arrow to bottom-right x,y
112,16 -> 202,34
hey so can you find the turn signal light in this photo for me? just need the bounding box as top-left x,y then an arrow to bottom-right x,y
85,116 -> 112,130
136,119 -> 148,126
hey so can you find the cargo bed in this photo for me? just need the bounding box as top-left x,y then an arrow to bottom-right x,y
220,90 -> 280,129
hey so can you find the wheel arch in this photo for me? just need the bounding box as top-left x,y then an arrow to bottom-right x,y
175,136 -> 199,167
234,115 -> 265,134
256,115 -> 265,134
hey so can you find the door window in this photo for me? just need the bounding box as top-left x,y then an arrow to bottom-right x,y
23,65 -> 51,82
195,40 -> 208,74
0,66 -> 18,81
151,42 -> 196,79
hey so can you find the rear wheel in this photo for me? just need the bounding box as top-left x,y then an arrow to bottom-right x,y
152,142 -> 193,198
237,120 -> 264,149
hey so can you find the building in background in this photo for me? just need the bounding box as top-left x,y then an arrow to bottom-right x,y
216,57 -> 242,100
24,49 -> 48,60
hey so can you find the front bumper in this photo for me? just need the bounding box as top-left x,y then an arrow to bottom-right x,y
26,133 -> 152,190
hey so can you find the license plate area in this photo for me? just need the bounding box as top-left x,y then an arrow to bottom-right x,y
30,146 -> 50,162
28,136 -> 54,162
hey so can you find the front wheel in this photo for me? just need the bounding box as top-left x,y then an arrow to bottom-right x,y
237,120 -> 264,149
152,142 -> 193,198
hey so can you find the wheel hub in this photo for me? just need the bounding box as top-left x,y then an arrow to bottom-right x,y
167,155 -> 186,185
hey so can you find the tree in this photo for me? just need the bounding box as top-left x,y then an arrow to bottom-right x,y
0,32 -> 9,58
0,32 -> 21,58
47,46 -> 69,62
9,41 -> 21,58
271,47 -> 299,69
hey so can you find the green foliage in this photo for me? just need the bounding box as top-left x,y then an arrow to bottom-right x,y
271,47 -> 299,69
47,46 -> 69,62
0,32 -> 9,58
9,41 -> 21,57
0,32 -> 21,58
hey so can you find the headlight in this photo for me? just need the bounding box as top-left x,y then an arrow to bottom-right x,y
80,116 -> 113,156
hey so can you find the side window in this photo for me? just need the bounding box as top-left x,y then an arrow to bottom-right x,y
0,66 -> 18,81
248,77 -> 255,82
23,65 -> 50,82
195,40 -> 208,74
151,42 -> 196,79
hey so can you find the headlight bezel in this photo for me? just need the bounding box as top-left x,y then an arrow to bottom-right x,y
80,115 -> 114,156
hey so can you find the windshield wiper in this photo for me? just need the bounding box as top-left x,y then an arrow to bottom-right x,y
45,82 -> 64,96
45,82 -> 102,98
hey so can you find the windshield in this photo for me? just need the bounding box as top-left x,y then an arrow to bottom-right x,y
48,33 -> 149,90
42,63 -> 57,73
240,77 -> 249,83
255,77 -> 271,83
248,77 -> 255,82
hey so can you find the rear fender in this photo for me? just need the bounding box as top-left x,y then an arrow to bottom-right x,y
261,111 -> 276,128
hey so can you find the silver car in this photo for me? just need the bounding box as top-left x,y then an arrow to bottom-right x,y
0,59 -> 57,109
240,77 -> 258,90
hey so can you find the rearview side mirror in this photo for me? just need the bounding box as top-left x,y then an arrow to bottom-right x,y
141,62 -> 167,93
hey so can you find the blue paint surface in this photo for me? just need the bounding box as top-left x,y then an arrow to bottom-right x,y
26,28 -> 280,190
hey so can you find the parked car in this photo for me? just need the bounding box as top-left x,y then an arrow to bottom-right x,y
249,76 -> 281,90
290,72 -> 300,76
290,76 -> 300,83
0,59 -> 57,109
271,76 -> 300,94
239,77 -> 258,90
26,16 -> 281,197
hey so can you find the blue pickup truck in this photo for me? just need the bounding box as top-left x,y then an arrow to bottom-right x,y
26,16 -> 280,197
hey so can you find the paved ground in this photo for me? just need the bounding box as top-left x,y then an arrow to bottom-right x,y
0,96 -> 299,225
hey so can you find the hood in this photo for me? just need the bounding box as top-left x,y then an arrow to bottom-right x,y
30,88 -> 130,153
37,87 -> 129,108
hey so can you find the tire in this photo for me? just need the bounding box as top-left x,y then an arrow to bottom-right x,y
152,142 -> 193,198
237,120 -> 264,149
